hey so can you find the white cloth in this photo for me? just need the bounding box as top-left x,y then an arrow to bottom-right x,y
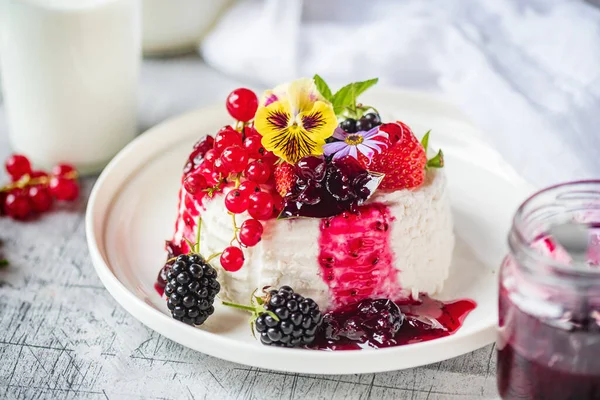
201,0 -> 600,187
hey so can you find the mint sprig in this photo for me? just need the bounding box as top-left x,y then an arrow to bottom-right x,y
313,75 -> 379,119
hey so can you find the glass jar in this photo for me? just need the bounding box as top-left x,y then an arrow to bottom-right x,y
497,181 -> 600,400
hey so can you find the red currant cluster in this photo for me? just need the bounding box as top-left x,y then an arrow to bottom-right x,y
182,88 -> 283,273
0,154 -> 79,220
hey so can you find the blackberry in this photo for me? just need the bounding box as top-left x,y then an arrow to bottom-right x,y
223,286 -> 324,348
164,253 -> 220,326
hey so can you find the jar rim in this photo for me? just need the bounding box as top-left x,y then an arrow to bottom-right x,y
511,179 -> 600,279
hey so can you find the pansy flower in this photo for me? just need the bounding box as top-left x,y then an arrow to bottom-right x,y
254,78 -> 337,164
323,126 -> 389,161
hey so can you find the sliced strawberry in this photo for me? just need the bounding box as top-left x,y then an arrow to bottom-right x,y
274,162 -> 295,197
379,121 -> 413,145
367,125 -> 426,191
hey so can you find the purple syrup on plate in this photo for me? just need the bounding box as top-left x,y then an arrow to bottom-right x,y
311,296 -> 476,350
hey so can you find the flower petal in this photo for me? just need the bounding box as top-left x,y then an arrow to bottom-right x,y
348,145 -> 358,160
323,141 -> 349,156
254,101 -> 291,133
362,126 -> 382,139
362,140 -> 383,153
332,127 -> 347,141
298,101 -> 337,141
286,78 -> 326,115
357,144 -> 374,158
332,146 -> 351,160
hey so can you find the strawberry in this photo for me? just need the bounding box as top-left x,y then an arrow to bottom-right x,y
379,121 -> 413,145
367,122 -> 427,190
274,162 -> 295,197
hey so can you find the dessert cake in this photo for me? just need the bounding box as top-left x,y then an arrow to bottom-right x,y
156,77 -> 472,349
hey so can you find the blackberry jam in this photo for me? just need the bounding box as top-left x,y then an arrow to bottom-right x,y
498,181 -> 600,400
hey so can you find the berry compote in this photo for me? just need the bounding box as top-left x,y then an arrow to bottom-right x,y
497,181 -> 600,400
311,296 -> 476,350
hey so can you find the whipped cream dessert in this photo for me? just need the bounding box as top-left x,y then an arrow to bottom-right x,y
157,77 -> 470,349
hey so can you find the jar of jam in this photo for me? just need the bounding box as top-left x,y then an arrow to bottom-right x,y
497,181 -> 600,399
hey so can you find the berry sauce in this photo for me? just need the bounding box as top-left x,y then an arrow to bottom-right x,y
311,296 -> 476,350
318,203 -> 399,309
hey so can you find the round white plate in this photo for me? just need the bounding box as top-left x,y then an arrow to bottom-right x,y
86,88 -> 534,375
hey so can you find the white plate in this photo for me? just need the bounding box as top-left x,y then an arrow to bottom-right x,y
86,88 -> 534,375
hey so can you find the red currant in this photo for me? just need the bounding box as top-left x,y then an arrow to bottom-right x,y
28,186 -> 53,213
243,135 -> 266,159
226,88 -> 258,122
248,191 -> 274,220
237,181 -> 261,197
4,190 -> 32,220
224,189 -> 249,214
220,246 -> 245,272
29,170 -> 49,180
213,157 -> 230,176
183,173 -> 207,195
203,149 -> 218,165
239,219 -> 264,247
214,127 -> 242,153
5,154 -> 32,181
243,125 -> 260,138
52,163 -> 76,178
49,176 -> 79,201
220,146 -> 249,174
244,161 -> 271,184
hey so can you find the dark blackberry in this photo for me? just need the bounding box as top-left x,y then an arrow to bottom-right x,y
164,253 -> 220,326
223,286 -> 324,348
256,286 -> 323,347
340,118 -> 358,133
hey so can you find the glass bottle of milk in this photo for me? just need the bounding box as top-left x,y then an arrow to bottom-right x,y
0,0 -> 141,174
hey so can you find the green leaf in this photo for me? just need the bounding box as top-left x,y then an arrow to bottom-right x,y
0,259 -> 8,268
331,78 -> 379,116
351,78 -> 379,99
427,149 -> 445,169
313,74 -> 333,102
421,130 -> 431,153
332,82 -> 357,115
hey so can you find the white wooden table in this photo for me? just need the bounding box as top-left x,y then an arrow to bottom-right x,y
1,41 -> 597,399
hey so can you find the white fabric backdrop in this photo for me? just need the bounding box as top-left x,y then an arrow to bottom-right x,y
201,0 -> 600,187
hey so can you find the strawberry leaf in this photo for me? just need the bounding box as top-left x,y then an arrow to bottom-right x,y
313,74 -> 333,102
427,149 -> 444,169
421,130 -> 431,153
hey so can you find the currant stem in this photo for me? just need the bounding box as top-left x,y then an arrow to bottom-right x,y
206,252 -> 222,263
0,171 -> 78,193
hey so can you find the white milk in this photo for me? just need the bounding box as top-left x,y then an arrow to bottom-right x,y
1,0 -> 141,174
142,0 -> 231,56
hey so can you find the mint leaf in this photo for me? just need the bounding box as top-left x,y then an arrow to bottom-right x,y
332,78 -> 379,116
313,74 -> 333,102
351,78 -> 379,99
331,82 -> 356,115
